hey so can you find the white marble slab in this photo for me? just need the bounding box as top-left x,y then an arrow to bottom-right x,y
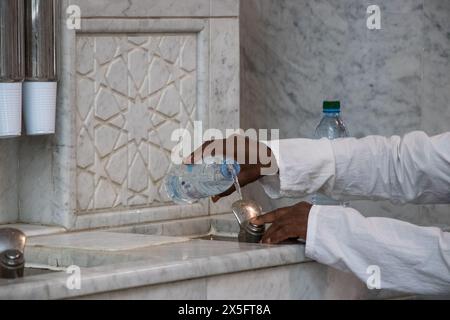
72,203 -> 208,230
209,18 -> 240,131
0,139 -> 18,223
70,0 -> 240,18
1,233 -> 407,299
78,263 -> 407,300
18,136 -> 58,226
422,0 -> 450,135
27,231 -> 190,251
211,0 -> 239,17
0,224 -> 65,237
206,263 -> 403,300
2,237 -> 307,299
78,278 -> 207,300
108,215 -> 214,237
71,0 -> 211,18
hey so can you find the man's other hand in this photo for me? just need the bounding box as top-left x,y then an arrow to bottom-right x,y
253,202 -> 312,244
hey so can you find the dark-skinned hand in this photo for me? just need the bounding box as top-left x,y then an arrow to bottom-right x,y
184,135 -> 278,202
252,202 -> 312,244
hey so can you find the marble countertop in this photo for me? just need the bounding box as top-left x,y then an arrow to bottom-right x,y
0,231 -> 308,300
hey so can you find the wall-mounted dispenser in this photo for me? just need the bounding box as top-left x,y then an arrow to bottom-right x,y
23,0 -> 58,135
0,0 -> 24,138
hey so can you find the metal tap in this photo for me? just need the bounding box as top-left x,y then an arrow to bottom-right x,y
0,228 -> 26,279
232,200 -> 266,243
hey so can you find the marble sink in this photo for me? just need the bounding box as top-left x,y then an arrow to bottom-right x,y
0,215 -> 407,300
108,214 -> 240,239
23,214 -> 240,269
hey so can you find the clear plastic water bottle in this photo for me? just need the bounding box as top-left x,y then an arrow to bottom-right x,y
313,101 -> 349,206
164,157 -> 240,205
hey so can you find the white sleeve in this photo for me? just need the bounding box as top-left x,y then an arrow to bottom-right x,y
259,138 -> 336,199
306,205 -> 450,295
261,131 -> 450,204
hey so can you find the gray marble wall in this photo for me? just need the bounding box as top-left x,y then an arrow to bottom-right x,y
0,140 -> 18,223
241,0 -> 450,226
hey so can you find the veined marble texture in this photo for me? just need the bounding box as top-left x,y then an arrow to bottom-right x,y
241,0 -> 450,227
2,230 -> 403,300
242,0 -> 434,139
14,0 -> 240,228
0,139 -> 18,223
70,0 -> 239,18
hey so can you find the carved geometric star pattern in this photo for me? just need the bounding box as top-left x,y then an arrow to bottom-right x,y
76,34 -> 197,212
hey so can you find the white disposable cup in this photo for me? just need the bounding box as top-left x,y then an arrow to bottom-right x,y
0,82 -> 22,138
23,81 -> 57,135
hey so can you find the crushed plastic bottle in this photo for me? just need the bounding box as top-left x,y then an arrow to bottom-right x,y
164,157 -> 240,205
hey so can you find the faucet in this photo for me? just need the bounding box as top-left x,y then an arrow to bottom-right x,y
0,228 -> 26,279
231,200 -> 266,243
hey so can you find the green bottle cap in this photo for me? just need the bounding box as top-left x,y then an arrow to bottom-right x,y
323,101 -> 341,112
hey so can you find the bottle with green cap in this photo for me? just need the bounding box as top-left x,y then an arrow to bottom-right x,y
313,101 -> 349,206
314,101 -> 349,139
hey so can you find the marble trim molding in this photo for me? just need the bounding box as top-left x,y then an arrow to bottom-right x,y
69,0 -> 239,18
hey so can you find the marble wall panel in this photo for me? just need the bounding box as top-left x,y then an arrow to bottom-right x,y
0,140 -> 18,223
240,0 -> 450,227
75,34 -> 198,213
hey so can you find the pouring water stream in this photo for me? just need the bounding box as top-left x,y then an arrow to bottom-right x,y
227,164 -> 264,233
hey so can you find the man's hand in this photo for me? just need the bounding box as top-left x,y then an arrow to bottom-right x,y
253,202 -> 312,244
185,135 -> 278,202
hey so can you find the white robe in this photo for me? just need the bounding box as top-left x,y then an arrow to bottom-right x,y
261,131 -> 450,295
